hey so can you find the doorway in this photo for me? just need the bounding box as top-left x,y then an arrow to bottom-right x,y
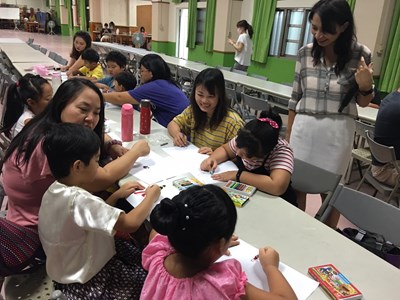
177,8 -> 188,59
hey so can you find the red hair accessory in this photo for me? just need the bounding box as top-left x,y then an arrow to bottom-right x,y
16,81 -> 20,87
258,117 -> 279,129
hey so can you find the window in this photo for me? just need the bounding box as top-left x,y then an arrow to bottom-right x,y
269,8 -> 313,58
196,8 -> 206,44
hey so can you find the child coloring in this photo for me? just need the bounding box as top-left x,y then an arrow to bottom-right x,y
168,68 -> 244,154
114,71 -> 137,92
141,185 -> 297,300
0,73 -> 52,138
39,123 -> 160,299
201,110 -> 297,205
96,51 -> 127,92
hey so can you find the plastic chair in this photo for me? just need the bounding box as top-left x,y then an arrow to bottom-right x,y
30,44 -> 40,51
356,131 -> 400,203
177,67 -> 193,97
320,184 -> 400,246
240,92 -> 270,121
40,47 -> 47,55
344,120 -> 375,184
291,158 -> 342,219
26,38 -> 34,45
48,51 -> 57,61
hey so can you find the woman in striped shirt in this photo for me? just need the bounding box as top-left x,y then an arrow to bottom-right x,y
168,68 -> 244,155
201,111 -> 296,205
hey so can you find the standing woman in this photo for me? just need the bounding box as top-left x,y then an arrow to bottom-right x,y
228,20 -> 253,72
285,0 -> 374,226
61,31 -> 92,76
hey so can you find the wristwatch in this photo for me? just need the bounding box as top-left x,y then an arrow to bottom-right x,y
359,84 -> 375,96
236,170 -> 243,182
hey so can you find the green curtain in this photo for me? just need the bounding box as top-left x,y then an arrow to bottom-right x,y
171,0 -> 183,3
251,0 -> 277,63
187,0 -> 197,49
204,0 -> 216,52
347,0 -> 356,12
78,0 -> 86,31
379,0 -> 400,92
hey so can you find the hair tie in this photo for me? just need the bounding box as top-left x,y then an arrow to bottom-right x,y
16,81 -> 20,87
258,117 -> 279,129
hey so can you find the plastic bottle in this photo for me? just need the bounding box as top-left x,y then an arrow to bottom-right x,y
121,104 -> 133,141
140,99 -> 151,135
51,71 -> 62,95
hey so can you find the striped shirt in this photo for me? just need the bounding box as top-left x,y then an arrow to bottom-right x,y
229,137 -> 294,174
288,42 -> 372,118
173,106 -> 244,151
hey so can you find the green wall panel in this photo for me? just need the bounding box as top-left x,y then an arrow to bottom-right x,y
248,57 -> 296,84
188,44 -> 234,67
151,41 -> 176,56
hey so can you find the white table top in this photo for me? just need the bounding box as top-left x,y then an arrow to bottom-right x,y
0,43 -> 55,64
357,105 -> 378,123
0,38 -> 25,44
105,105 -> 399,299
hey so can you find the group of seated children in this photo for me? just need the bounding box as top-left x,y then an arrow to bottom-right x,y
38,121 -> 297,299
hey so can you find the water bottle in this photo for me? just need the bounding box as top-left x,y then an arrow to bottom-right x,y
51,71 -> 62,95
121,104 -> 133,141
140,99 -> 151,135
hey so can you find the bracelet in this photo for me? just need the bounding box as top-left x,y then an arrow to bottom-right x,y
105,139 -> 122,153
359,84 -> 375,96
236,170 -> 243,182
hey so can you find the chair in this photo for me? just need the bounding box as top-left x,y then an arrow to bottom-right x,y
344,120 -> 375,184
26,38 -> 34,45
167,63 -> 178,81
291,158 -> 342,219
240,92 -> 270,121
40,47 -> 47,55
356,131 -> 400,203
30,44 -> 40,51
177,67 -> 193,97
320,185 -> 400,246
48,51 -> 57,61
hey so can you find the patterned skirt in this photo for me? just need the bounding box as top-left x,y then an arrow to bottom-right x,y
54,237 -> 147,300
0,218 -> 44,277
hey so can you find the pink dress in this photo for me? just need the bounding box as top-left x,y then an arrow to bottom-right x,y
141,234 -> 247,300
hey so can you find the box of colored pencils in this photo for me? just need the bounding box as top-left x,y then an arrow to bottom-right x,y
224,180 -> 257,197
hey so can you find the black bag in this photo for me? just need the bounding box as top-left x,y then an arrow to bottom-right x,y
338,228 -> 400,268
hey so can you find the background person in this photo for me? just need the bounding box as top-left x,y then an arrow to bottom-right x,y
61,31 -> 92,77
228,20 -> 253,72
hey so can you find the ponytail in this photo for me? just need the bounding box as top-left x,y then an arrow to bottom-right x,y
237,20 -> 253,39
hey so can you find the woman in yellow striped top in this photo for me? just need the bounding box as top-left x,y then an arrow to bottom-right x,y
168,68 -> 244,154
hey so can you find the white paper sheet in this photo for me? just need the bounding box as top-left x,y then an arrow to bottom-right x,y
218,239 -> 319,300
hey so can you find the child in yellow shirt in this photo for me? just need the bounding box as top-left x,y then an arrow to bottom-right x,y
73,48 -> 104,81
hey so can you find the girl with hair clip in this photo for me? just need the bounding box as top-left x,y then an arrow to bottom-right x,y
104,54 -> 189,127
228,20 -> 253,72
201,110 -> 297,205
61,31 -> 92,76
168,68 -> 244,155
141,185 -> 297,300
285,0 -> 374,226
0,78 -> 149,283
0,73 -> 52,138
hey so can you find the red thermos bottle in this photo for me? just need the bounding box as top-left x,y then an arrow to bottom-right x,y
121,104 -> 133,141
140,99 -> 151,135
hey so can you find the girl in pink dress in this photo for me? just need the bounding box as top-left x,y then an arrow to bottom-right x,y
141,185 -> 297,300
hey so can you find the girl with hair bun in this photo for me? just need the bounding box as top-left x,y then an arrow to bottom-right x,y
201,110 -> 297,205
141,185 -> 297,300
228,19 -> 253,71
0,73 -> 52,138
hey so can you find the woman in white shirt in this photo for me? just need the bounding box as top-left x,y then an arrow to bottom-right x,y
228,20 -> 253,72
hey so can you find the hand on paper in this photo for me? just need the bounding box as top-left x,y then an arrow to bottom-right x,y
200,157 -> 218,172
259,247 -> 280,270
116,181 -> 146,198
131,140 -> 150,157
198,147 -> 213,155
211,170 -> 236,182
224,234 -> 240,256
144,184 -> 161,202
172,132 -> 188,147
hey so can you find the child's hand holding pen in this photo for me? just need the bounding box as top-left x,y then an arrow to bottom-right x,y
172,132 -> 188,147
117,181 -> 145,198
258,247 -> 280,270
200,157 -> 218,173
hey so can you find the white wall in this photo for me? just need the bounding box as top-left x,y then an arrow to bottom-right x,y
100,0 -> 129,26
2,0 -> 47,10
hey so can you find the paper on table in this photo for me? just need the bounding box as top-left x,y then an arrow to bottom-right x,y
218,239 -> 318,300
